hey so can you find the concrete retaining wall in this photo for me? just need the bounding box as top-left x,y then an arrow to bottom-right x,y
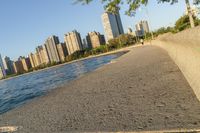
153,26 -> 200,100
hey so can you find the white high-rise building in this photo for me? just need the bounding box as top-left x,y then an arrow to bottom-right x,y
0,54 -> 6,79
3,56 -> 14,75
44,35 -> 60,63
86,31 -> 105,49
101,11 -> 124,41
140,20 -> 150,33
64,30 -> 83,55
36,45 -> 50,64
135,20 -> 150,34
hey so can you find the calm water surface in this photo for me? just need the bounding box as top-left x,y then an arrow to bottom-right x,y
0,53 -> 122,114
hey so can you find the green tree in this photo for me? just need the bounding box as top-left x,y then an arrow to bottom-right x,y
154,27 -> 173,36
175,15 -> 200,32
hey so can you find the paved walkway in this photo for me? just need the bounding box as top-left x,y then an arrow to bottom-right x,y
1,45 -> 200,133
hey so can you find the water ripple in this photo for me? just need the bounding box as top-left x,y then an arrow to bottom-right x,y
0,53 -> 122,114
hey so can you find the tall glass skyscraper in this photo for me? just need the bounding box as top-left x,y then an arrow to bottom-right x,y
101,11 -> 124,41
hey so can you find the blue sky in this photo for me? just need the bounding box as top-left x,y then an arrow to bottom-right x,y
0,0 -> 195,59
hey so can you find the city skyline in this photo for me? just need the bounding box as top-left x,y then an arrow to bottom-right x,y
0,0 -> 196,59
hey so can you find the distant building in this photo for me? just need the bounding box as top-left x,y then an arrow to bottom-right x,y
0,68 -> 4,79
135,23 -> 144,37
29,53 -> 36,68
127,27 -> 136,36
44,36 -> 60,63
135,23 -> 143,31
56,43 -> 68,62
140,20 -> 150,33
28,52 -> 40,68
3,56 -> 14,75
127,27 -> 133,34
33,52 -> 41,67
13,60 -> 24,74
135,20 -> 150,37
86,31 -> 105,49
64,30 -> 83,55
101,10 -> 124,41
0,54 -> 6,79
82,39 -> 88,49
21,57 -> 32,71
36,45 -> 50,64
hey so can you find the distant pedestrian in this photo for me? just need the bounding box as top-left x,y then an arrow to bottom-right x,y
140,39 -> 144,45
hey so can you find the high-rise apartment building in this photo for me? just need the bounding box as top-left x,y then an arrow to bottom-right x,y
0,54 -> 6,79
135,23 -> 143,31
135,20 -> 150,37
44,36 -> 60,63
140,20 -> 150,33
33,53 -> 41,67
56,43 -> 68,62
86,31 -> 105,49
82,39 -> 88,49
13,60 -> 24,74
36,45 -> 50,64
0,68 -> 4,79
64,30 -> 83,55
21,57 -> 32,71
135,23 -> 144,37
3,56 -> 14,75
28,53 -> 40,68
101,11 -> 124,41
29,53 -> 36,68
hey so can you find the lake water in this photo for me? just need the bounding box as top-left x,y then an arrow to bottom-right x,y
0,53 -> 122,114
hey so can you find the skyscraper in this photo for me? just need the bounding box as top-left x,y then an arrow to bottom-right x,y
21,57 -> 32,71
101,11 -> 124,41
135,23 -> 143,31
64,30 -> 83,55
135,20 -> 150,37
3,56 -> 14,75
44,35 -> 60,63
29,53 -> 36,68
86,31 -> 105,49
135,23 -> 145,37
0,54 -> 6,79
82,38 -> 88,49
36,45 -> 50,64
13,60 -> 24,74
140,20 -> 150,33
0,68 -> 4,79
33,52 -> 41,67
56,43 -> 68,62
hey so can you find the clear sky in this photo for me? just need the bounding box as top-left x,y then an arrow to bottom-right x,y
0,0 -> 195,60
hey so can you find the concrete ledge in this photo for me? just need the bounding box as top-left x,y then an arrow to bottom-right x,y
153,26 -> 200,101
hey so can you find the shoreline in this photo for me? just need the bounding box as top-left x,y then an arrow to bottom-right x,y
0,44 -> 138,82
0,45 -> 136,115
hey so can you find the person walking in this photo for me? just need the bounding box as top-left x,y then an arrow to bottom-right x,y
140,39 -> 144,45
